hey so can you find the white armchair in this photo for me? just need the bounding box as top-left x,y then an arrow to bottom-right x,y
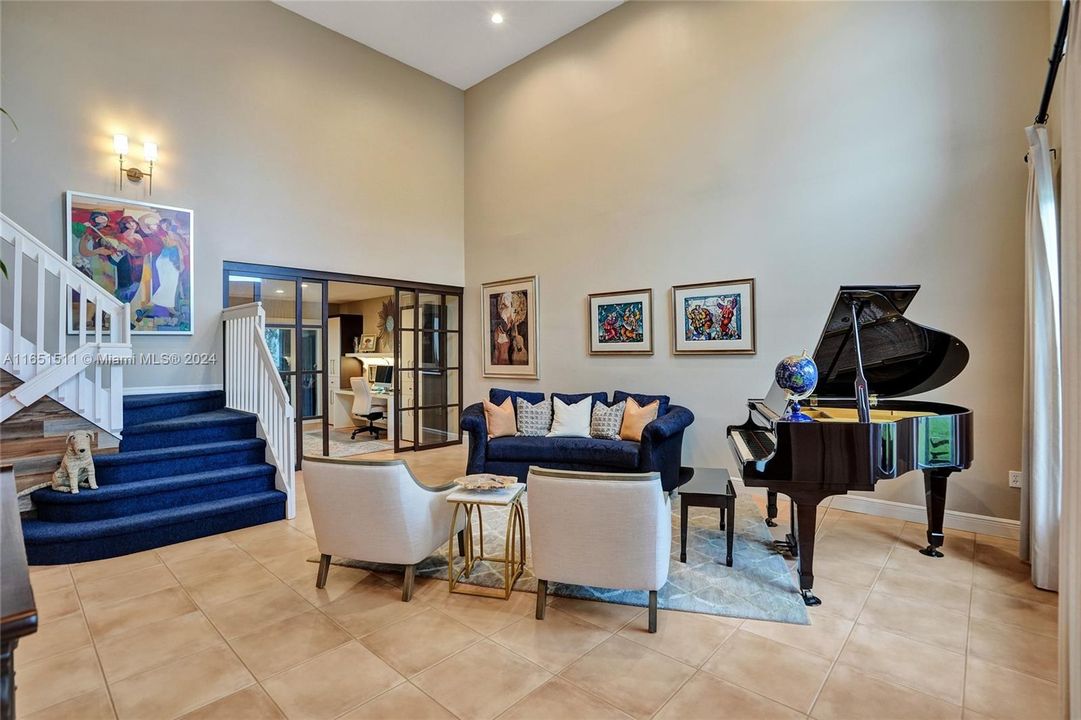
526,466 -> 671,632
302,457 -> 466,601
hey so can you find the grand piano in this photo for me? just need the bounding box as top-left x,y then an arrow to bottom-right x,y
726,285 -> 973,606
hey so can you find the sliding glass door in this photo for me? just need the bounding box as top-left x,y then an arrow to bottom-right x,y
225,262 -> 463,464
394,288 -> 462,451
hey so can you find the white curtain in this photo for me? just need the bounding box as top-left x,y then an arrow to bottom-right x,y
1020,122 -> 1062,592
1058,1 -> 1080,716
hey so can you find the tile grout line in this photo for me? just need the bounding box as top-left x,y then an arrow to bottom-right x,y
148,545 -> 283,720
961,557 -> 975,713
65,562 -> 121,717
802,520 -> 904,717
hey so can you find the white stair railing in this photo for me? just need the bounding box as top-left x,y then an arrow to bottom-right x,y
222,302 -> 296,519
0,213 -> 132,434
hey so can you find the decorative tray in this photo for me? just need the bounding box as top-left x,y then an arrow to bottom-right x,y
454,474 -> 517,490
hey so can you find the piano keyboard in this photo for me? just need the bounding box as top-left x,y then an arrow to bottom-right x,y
732,429 -> 777,462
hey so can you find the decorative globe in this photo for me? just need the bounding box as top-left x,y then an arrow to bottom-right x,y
775,352 -> 818,421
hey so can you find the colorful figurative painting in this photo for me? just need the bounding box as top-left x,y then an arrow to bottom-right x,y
482,276 -> 539,378
672,278 -> 756,354
66,192 -> 193,335
588,289 -> 653,355
684,293 -> 741,341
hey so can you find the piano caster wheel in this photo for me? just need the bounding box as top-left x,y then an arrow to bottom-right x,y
801,590 -> 822,607
765,519 -> 777,527
919,545 -> 945,558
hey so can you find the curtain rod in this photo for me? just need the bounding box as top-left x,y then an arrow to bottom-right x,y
1036,0 -> 1071,125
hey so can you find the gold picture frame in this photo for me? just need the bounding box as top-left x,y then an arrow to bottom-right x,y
481,275 -> 539,379
672,277 -> 756,355
587,288 -> 654,355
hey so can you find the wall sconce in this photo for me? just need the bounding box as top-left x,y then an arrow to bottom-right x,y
113,134 -> 157,194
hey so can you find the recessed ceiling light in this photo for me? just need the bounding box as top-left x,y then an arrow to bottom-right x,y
275,289 -> 285,294
491,12 -> 503,24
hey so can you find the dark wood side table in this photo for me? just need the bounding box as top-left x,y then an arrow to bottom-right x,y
678,467 -> 736,567
1,465 -> 37,720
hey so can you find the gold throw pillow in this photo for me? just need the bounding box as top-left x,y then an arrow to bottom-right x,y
619,397 -> 660,442
483,397 -> 517,439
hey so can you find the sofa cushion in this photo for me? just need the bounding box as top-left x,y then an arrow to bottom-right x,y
590,400 -> 626,440
487,436 -> 641,469
516,397 -> 552,436
620,397 -> 660,441
548,397 -> 592,438
613,391 -> 670,417
490,388 -> 546,417
483,397 -> 517,439
551,392 -> 609,409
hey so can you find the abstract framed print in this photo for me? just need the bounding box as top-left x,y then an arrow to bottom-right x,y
481,275 -> 539,379
672,278 -> 756,354
66,191 -> 194,335
588,288 -> 653,355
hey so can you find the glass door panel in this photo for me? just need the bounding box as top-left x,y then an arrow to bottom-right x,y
393,288 -> 463,451
394,288 -> 416,452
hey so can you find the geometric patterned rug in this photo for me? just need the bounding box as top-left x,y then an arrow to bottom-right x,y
302,430 -> 393,459
321,492 -> 810,625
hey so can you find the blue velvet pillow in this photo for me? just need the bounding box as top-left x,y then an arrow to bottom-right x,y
489,388 -> 545,417
551,392 -> 609,410
613,390 -> 670,417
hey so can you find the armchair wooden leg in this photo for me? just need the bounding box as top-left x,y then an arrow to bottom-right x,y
536,580 -> 548,619
402,564 -> 416,602
316,554 -> 331,589
648,590 -> 658,633
457,530 -> 466,557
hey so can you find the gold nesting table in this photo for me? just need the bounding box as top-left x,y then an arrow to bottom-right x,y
446,483 -> 526,600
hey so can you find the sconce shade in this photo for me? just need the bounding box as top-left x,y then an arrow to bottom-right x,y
113,134 -> 129,155
143,142 -> 158,162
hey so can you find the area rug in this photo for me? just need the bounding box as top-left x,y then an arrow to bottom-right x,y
318,493 -> 810,625
302,430 -> 392,459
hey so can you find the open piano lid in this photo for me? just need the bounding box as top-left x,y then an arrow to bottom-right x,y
811,285 -> 969,399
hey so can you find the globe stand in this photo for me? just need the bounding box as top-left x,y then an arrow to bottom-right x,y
782,399 -> 814,423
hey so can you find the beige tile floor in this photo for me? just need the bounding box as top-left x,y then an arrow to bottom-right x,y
15,445 -> 1060,720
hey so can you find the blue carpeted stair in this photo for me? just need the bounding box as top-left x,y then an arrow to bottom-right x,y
22,391 -> 287,564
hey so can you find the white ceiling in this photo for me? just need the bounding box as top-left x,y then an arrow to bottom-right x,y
274,1 -> 622,89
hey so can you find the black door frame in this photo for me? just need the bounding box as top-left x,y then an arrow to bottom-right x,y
222,261 -> 464,469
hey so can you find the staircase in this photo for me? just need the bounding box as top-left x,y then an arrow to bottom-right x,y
3,212 -> 295,564
22,390 -> 287,565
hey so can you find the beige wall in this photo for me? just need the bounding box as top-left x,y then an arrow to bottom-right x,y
0,1 -> 464,389
336,296 -> 395,353
464,1 -> 1050,519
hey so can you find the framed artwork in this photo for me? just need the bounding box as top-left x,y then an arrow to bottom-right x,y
360,334 -> 378,352
587,288 -> 653,355
672,278 -> 756,354
66,191 -> 193,335
481,275 -> 538,378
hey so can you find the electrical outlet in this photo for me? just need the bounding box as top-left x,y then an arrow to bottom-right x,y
1009,471 -> 1022,489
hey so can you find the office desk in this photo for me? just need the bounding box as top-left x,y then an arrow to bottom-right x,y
332,390 -> 395,440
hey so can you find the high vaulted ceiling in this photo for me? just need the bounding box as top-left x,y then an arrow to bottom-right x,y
274,1 -> 622,90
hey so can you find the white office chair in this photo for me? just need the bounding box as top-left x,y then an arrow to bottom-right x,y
527,466 -> 671,632
303,457 -> 467,601
350,376 -> 384,439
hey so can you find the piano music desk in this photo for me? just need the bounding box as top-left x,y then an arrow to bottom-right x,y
677,467 -> 736,567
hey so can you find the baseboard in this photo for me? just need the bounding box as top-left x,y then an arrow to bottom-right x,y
124,384 -> 224,396
730,476 -> 1020,540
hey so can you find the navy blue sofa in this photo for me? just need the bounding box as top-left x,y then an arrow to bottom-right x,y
461,389 -> 695,492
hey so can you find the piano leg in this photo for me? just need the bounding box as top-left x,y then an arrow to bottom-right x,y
766,490 -> 779,527
793,501 -> 821,606
919,469 -> 951,558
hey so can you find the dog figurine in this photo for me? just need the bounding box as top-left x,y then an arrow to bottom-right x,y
52,431 -> 97,494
